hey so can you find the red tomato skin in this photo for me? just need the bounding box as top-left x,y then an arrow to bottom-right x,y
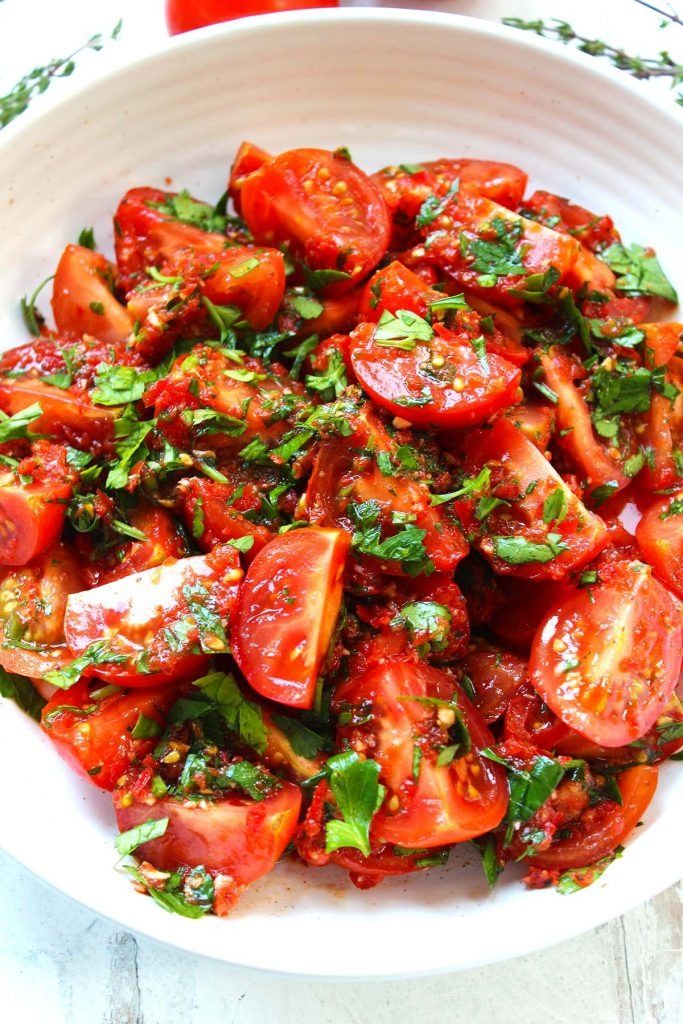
636,492 -> 683,599
359,260 -> 442,322
229,140 -> 272,213
52,245 -> 133,343
114,783 -> 302,884
178,477 -> 271,561
539,347 -> 627,495
241,147 -> 391,293
80,505 -> 189,588
526,766 -> 658,870
232,527 -> 349,708
167,0 -> 338,34
0,443 -> 75,566
529,563 -> 683,747
373,159 -> 528,223
349,321 -> 521,429
519,190 -> 619,253
42,682 -> 176,790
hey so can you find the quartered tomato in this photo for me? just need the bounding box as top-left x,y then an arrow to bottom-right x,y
64,548 -> 243,686
529,560 -> 682,746
455,418 -> 608,580
41,680 -> 176,790
178,477 -> 271,560
241,147 -> 391,291
635,491 -> 683,599
525,766 -> 658,870
519,190 -> 619,253
52,244 -> 133,343
114,777 -> 302,883
359,260 -> 442,323
335,661 -> 508,848
232,528 -> 349,708
0,443 -> 75,566
373,158 -> 528,223
349,320 -> 521,429
539,347 -> 627,497
229,140 -> 272,212
0,376 -> 118,450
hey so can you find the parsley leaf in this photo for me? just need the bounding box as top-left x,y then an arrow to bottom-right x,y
0,403 -> 43,443
393,600 -> 451,650
602,243 -> 677,304
325,751 -> 385,857
305,348 -> 348,398
349,501 -> 433,576
374,308 -> 433,350
106,416 -> 154,489
660,497 -> 683,520
483,749 -> 565,841
44,641 -> 128,690
146,189 -> 231,234
493,533 -> 568,565
91,364 -> 153,406
542,488 -> 568,525
271,713 -> 332,759
192,671 -> 267,753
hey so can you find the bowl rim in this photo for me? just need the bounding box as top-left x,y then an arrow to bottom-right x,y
0,6 -> 681,979
0,5 -> 680,156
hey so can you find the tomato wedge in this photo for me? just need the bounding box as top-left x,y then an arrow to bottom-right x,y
529,561 -> 682,747
0,376 -> 118,449
636,491 -> 683,599
526,766 -> 658,870
41,680 -> 176,790
349,320 -> 521,428
335,661 -> 508,848
241,147 -> 390,291
52,244 -> 133,343
0,443 -> 75,566
232,528 -> 349,708
114,779 -> 302,883
64,549 -> 243,686
456,418 -> 608,580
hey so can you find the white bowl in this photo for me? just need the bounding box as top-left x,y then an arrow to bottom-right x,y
0,8 -> 681,979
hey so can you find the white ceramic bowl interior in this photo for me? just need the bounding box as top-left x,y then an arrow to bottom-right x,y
0,9 -> 681,979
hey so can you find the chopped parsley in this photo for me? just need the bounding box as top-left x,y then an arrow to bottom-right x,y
493,533 -> 568,565
601,243 -> 677,304
324,751 -> 385,858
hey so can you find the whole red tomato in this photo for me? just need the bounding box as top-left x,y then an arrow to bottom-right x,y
166,0 -> 339,34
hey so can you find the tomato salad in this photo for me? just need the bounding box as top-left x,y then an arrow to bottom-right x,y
0,145 -> 681,917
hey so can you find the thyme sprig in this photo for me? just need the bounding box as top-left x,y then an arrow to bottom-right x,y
503,17 -> 683,105
0,20 -> 122,130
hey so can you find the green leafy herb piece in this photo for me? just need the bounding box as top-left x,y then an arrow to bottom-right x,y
473,835 -> 503,888
493,533 -> 568,565
302,266 -> 352,291
290,292 -> 324,320
602,243 -> 677,303
115,816 -> 168,857
542,487 -> 568,525
124,864 -> 211,918
483,748 -> 565,836
42,345 -> 78,389
44,641 -> 128,690
462,216 -> 526,284
271,713 -> 332,760
147,189 -> 231,234
349,501 -> 433,577
20,275 -> 54,335
393,600 -> 451,650
218,760 -> 280,801
77,227 -> 96,250
429,293 -> 469,313
469,334 -> 489,370
374,308 -> 433,350
556,848 -> 623,895
325,751 -> 385,857
106,418 -> 153,489
91,364 -> 153,406
130,713 -> 161,740
305,348 -> 348,398
416,179 -> 460,229
0,403 -> 43,443
0,666 -> 46,721
660,497 -> 683,520
192,671 -> 267,753
430,466 -> 492,506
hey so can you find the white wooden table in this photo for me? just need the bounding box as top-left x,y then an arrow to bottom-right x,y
0,1 -> 681,1020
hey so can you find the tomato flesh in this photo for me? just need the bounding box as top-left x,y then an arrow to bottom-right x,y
114,782 -> 302,883
529,561 -> 682,746
350,321 -> 521,429
232,527 -> 349,708
52,244 -> 133,343
335,661 -> 508,848
635,491 -> 683,599
64,550 -> 243,686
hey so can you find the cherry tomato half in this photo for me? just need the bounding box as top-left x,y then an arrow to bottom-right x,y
529,560 -> 682,747
636,491 -> 683,599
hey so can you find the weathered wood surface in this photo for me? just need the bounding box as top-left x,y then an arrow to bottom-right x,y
0,853 -> 680,1024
